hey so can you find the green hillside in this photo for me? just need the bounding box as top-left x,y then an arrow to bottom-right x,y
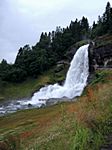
0,2 -> 112,150
0,70 -> 112,150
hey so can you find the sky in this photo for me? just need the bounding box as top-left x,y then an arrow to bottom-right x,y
0,0 -> 111,63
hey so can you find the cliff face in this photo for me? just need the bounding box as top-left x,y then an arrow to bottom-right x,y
65,40 -> 89,62
88,43 -> 112,72
64,36 -> 112,73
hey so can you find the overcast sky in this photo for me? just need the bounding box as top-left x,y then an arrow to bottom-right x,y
0,0 -> 111,63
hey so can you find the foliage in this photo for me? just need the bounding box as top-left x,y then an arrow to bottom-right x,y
0,16 -> 90,83
91,2 -> 112,38
0,70 -> 112,150
90,70 -> 112,85
0,66 -> 68,100
0,2 -> 111,83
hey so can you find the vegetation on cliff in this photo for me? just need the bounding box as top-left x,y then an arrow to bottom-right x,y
0,2 -> 112,84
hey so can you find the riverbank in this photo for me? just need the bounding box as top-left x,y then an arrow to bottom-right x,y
0,70 -> 112,150
0,65 -> 68,101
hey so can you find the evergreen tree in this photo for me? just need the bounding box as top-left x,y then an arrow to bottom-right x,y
80,16 -> 89,39
102,2 -> 111,32
0,2 -> 111,83
92,2 -> 112,37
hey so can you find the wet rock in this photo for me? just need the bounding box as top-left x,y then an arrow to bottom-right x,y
28,103 -> 32,107
15,102 -> 20,105
46,97 -> 73,107
40,104 -> 46,108
46,98 -> 58,106
88,43 -> 112,72
65,47 -> 77,61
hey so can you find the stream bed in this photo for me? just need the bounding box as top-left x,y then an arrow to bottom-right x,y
0,97 -> 72,116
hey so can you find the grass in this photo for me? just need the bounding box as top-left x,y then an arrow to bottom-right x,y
0,65 -> 68,101
0,70 -> 112,150
90,69 -> 112,85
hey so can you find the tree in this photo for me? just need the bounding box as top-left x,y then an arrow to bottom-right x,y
37,32 -> 51,49
0,59 -> 10,80
102,2 -> 111,32
80,16 -> 89,39
69,19 -> 81,42
93,2 -> 112,36
15,45 -> 33,75
4,68 -> 27,83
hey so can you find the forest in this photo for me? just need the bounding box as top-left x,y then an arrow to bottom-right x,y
0,2 -> 112,83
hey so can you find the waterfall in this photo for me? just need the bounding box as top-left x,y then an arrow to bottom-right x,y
25,44 -> 89,106
0,44 -> 89,115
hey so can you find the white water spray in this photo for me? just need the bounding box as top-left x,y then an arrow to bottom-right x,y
25,44 -> 89,106
0,44 -> 89,115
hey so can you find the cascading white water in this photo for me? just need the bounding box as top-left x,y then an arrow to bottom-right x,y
24,44 -> 89,106
0,44 -> 89,115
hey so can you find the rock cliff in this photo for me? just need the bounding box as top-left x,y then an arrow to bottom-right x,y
88,43 -> 112,72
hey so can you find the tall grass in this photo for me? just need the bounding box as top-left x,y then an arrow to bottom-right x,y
0,70 -> 112,150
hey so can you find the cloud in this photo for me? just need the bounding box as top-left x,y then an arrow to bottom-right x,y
0,0 -> 111,63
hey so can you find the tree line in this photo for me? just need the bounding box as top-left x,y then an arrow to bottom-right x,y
0,2 -> 112,83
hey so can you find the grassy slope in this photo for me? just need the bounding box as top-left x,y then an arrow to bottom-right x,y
0,71 -> 52,101
0,66 -> 68,101
0,34 -> 112,101
0,70 -> 112,150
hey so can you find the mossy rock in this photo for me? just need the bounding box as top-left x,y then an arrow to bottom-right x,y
0,97 -> 5,101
